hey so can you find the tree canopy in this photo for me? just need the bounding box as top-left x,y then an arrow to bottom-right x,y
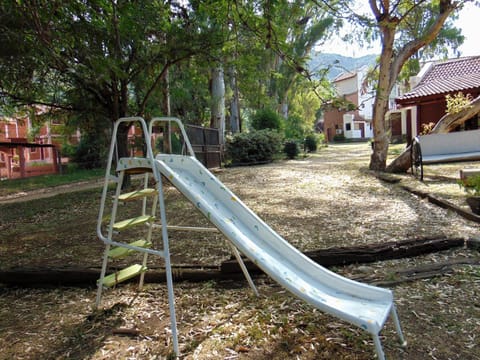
325,0 -> 471,171
1,0 -> 474,169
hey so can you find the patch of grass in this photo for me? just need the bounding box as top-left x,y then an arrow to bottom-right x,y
0,167 -> 104,195
0,188 -> 101,222
388,143 -> 406,156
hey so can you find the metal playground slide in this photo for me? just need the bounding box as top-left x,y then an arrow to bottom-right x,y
155,153 -> 406,360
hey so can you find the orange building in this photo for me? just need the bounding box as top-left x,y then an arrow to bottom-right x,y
0,109 -> 78,179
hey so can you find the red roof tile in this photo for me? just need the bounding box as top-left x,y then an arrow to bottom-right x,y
397,56 -> 480,100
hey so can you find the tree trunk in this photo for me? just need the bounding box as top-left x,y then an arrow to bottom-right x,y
162,67 -> 171,116
386,95 -> 480,173
431,94 -> 480,132
280,98 -> 288,119
228,66 -> 241,133
116,121 -> 132,188
210,66 -> 226,145
369,24 -> 395,171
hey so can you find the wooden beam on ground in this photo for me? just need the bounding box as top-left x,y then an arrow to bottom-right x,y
0,237 -> 473,287
402,185 -> 480,223
220,237 -> 465,274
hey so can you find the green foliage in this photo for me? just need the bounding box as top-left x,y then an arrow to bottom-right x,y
458,175 -> 480,197
250,108 -> 284,131
155,133 -> 183,154
446,92 -> 473,115
61,143 -> 77,159
304,133 -> 319,152
71,133 -> 105,169
0,168 -> 104,196
284,114 -> 305,140
333,134 -> 346,142
284,140 -> 299,159
226,130 -> 283,165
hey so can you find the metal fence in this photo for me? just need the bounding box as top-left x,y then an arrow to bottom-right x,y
185,125 -> 222,168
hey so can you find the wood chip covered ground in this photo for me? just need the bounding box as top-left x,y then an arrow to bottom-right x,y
0,143 -> 479,359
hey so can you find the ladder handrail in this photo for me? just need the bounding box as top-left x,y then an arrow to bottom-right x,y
97,117 -> 151,244
149,116 -> 196,157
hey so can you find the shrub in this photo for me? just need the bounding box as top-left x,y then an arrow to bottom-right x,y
226,129 -> 283,165
155,133 -> 183,154
284,114 -> 305,140
71,133 -> 104,169
458,175 -> 480,197
284,140 -> 299,159
250,108 -> 284,131
304,133 -> 319,152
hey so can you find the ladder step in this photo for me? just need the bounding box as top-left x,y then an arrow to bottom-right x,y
108,239 -> 152,259
118,188 -> 157,201
117,157 -> 154,173
113,215 -> 155,231
101,264 -> 148,288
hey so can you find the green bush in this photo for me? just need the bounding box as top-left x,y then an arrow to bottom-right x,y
155,133 -> 183,154
304,134 -> 319,152
250,108 -> 284,131
458,175 -> 480,196
284,140 -> 299,159
71,133 -> 104,169
60,143 -> 77,159
284,114 -> 305,140
226,129 -> 283,165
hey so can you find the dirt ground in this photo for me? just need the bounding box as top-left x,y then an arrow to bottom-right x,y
0,143 -> 479,359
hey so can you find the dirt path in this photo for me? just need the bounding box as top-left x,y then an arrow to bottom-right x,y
0,178 -> 104,204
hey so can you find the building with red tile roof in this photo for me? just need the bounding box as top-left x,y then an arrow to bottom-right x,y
391,56 -> 480,141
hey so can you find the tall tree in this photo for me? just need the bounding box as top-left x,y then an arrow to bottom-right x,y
210,66 -> 226,144
315,0 -> 470,171
0,0 -> 227,160
368,0 -> 466,171
231,0 -> 335,118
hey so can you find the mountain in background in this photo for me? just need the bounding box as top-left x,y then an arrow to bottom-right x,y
308,52 -> 377,80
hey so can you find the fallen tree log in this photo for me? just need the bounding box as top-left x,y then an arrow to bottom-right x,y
0,237 -> 472,287
0,266 -> 231,287
220,236 -> 465,274
401,185 -> 480,223
355,258 -> 480,287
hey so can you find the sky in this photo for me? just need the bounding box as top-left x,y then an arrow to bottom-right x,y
318,2 -> 480,58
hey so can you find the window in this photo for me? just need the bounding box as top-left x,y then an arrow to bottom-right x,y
345,123 -> 351,131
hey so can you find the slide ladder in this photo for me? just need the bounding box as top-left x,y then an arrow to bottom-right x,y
95,117 -> 179,355
95,117 -> 255,357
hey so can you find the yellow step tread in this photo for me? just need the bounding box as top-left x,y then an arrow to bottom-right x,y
118,188 -> 157,201
101,264 -> 147,287
108,239 -> 152,259
113,215 -> 155,231
117,157 -> 153,173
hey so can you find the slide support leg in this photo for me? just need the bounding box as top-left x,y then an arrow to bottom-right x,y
229,243 -> 259,297
372,333 -> 385,360
391,304 -> 407,347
